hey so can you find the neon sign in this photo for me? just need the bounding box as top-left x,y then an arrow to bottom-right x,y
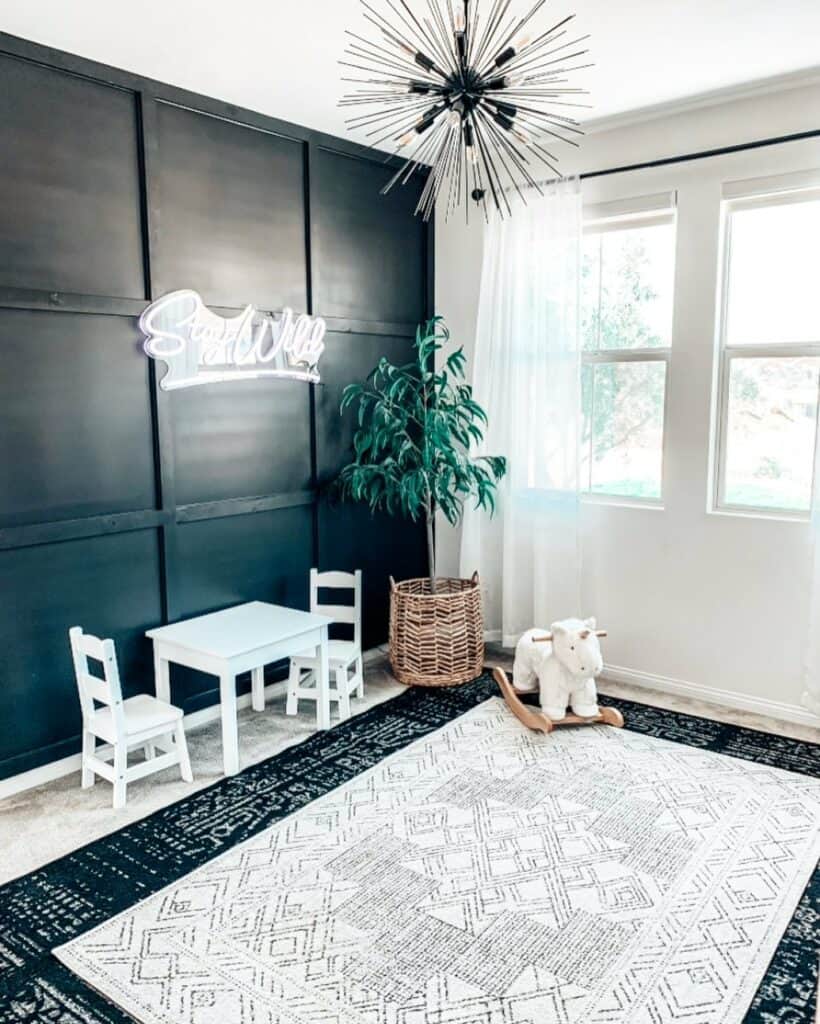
141,290 -> 326,390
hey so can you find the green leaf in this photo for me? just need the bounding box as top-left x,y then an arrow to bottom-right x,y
332,317 -> 506,537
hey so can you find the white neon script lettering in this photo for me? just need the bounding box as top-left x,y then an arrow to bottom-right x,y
140,290 -> 326,389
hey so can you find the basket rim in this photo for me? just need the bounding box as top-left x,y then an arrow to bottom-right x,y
391,574 -> 480,598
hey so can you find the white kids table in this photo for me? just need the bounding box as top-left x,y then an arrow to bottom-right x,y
146,601 -> 332,776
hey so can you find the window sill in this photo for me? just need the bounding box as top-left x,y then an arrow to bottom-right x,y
708,505 -> 810,524
581,493 -> 664,512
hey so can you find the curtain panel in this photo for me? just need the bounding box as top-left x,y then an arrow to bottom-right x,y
460,178 -> 583,646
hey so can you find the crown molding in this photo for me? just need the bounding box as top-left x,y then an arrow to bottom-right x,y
579,67 -> 820,136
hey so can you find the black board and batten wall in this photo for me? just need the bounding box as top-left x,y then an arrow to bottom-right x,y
0,33 -> 432,782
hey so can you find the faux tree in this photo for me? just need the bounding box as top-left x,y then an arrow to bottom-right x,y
336,317 -> 506,585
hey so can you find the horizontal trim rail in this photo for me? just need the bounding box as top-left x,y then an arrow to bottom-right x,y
0,491 -> 321,550
0,289 -> 422,338
0,288 -> 147,317
0,509 -> 170,551
175,491 -> 317,523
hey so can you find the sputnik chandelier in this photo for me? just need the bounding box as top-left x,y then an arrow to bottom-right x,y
340,0 -> 591,220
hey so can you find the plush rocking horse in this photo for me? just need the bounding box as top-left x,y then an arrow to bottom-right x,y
494,617 -> 624,734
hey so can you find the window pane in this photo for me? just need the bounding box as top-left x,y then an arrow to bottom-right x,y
582,360 -> 666,499
581,221 -> 675,351
723,356 -> 820,511
726,198 -> 820,346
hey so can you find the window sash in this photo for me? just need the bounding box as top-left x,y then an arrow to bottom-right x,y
581,200 -> 675,503
714,181 -> 820,518
581,351 -> 670,504
713,349 -> 820,518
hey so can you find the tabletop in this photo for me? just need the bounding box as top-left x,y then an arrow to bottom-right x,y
145,601 -> 332,660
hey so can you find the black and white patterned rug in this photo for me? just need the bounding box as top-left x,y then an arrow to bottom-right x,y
1,675 -> 818,1023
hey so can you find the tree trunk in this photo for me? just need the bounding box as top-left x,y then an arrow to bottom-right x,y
425,512 -> 436,592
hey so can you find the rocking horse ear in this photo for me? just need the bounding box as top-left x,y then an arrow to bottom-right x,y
584,616 -> 597,630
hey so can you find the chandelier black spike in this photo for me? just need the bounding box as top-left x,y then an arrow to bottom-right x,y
341,0 -> 591,219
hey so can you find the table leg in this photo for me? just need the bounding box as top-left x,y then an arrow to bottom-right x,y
251,666 -> 266,712
153,645 -> 171,704
219,671 -> 240,776
317,625 -> 330,731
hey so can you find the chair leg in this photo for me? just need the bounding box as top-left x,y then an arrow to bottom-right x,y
143,742 -> 156,761
337,666 -> 351,722
286,661 -> 299,715
355,656 -> 365,699
175,722 -> 194,783
81,730 -> 95,789
113,741 -> 127,810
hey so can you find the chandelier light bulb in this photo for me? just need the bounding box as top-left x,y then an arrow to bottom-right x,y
397,131 -> 415,147
447,109 -> 461,128
454,1 -> 467,33
385,32 -> 415,56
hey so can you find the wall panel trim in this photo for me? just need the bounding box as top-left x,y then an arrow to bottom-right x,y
0,30 -> 433,783
176,492 -> 316,524
0,510 -> 169,551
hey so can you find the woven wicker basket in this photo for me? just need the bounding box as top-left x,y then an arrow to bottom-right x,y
389,572 -> 484,687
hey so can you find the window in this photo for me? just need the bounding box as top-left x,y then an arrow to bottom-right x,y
581,195 -> 676,502
714,180 -> 820,516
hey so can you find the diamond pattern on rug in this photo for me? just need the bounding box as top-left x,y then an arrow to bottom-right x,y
53,698 -> 820,1024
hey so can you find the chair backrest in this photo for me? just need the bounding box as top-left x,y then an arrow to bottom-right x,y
310,569 -> 362,648
69,626 -> 126,732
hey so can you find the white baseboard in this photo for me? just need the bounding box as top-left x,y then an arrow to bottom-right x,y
480,636 -> 817,730
601,663 -> 820,730
0,646 -> 393,802
0,679 -> 290,803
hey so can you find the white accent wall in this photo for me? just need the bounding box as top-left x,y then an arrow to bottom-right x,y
435,80 -> 820,727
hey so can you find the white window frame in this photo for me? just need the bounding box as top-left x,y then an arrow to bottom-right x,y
711,176 -> 820,521
581,195 -> 677,508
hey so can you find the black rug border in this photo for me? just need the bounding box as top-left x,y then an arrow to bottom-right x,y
0,672 -> 817,1024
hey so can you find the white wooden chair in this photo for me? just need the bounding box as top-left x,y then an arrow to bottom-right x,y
69,626 -> 193,809
285,569 -> 363,722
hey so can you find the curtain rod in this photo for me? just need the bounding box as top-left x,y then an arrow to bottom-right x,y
507,128 -> 820,193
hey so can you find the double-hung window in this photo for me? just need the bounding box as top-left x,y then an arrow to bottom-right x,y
580,193 -> 677,503
714,175 -> 820,516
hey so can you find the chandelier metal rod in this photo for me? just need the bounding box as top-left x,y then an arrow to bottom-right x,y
391,0 -> 449,64
469,0 -> 514,71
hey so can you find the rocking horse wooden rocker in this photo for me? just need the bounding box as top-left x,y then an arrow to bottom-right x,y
494,617 -> 624,734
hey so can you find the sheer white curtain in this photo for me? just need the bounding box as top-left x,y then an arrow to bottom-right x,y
460,178 -> 582,646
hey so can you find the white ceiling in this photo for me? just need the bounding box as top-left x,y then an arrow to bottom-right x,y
0,0 -> 818,145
